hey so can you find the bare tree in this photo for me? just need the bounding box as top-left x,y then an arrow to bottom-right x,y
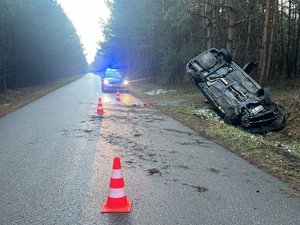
244,1 -> 254,64
265,0 -> 278,81
259,0 -> 271,84
226,0 -> 237,58
293,1 -> 300,77
205,2 -> 213,49
286,0 -> 292,77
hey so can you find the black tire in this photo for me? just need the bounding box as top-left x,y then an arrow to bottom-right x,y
219,48 -> 232,63
263,87 -> 272,106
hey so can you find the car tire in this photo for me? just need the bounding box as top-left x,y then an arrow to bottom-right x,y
263,87 -> 272,106
219,48 -> 232,64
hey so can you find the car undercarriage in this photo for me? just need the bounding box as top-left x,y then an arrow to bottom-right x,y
186,48 -> 287,133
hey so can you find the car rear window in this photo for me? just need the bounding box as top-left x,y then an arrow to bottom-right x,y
104,69 -> 123,79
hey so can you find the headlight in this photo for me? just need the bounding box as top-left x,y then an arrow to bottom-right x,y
103,79 -> 109,85
123,80 -> 129,85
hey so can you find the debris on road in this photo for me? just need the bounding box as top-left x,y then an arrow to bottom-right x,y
194,186 -> 208,193
148,168 -> 160,175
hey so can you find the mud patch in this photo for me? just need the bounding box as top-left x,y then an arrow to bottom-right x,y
181,183 -> 208,192
192,185 -> 209,193
138,154 -> 149,161
83,129 -> 93,133
61,126 -> 96,138
148,168 -> 161,175
178,140 -> 208,145
164,128 -> 192,136
208,168 -> 220,174
91,115 -> 104,119
144,115 -> 165,122
169,151 -> 177,154
125,160 -> 135,164
130,103 -> 153,108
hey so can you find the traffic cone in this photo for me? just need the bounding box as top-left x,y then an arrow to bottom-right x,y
101,157 -> 132,213
116,89 -> 121,102
96,97 -> 104,115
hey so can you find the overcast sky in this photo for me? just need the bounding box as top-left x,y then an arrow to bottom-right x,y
56,0 -> 110,63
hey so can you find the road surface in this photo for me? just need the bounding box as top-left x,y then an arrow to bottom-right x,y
0,73 -> 299,225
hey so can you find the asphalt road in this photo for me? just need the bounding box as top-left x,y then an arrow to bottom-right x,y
0,73 -> 299,225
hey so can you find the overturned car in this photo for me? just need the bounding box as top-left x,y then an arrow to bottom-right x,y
186,48 -> 287,133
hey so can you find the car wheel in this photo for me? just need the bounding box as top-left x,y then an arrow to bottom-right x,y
263,87 -> 272,106
219,48 -> 232,64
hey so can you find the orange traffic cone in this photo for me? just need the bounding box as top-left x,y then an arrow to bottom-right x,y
101,157 -> 132,213
116,89 -> 121,102
96,97 -> 104,115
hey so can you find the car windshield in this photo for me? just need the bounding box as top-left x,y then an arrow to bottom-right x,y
104,69 -> 123,79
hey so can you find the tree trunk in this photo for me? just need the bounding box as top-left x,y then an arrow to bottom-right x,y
226,0 -> 237,58
292,2 -> 300,77
275,4 -> 280,81
286,0 -> 292,77
212,6 -> 216,48
265,0 -> 278,81
278,0 -> 285,76
259,0 -> 271,84
245,6 -> 252,64
205,3 -> 213,49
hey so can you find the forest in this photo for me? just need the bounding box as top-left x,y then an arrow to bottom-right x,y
94,0 -> 300,85
0,0 -> 87,92
1,0 -> 299,92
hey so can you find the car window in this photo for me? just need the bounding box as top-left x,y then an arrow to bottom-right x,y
104,70 -> 123,79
